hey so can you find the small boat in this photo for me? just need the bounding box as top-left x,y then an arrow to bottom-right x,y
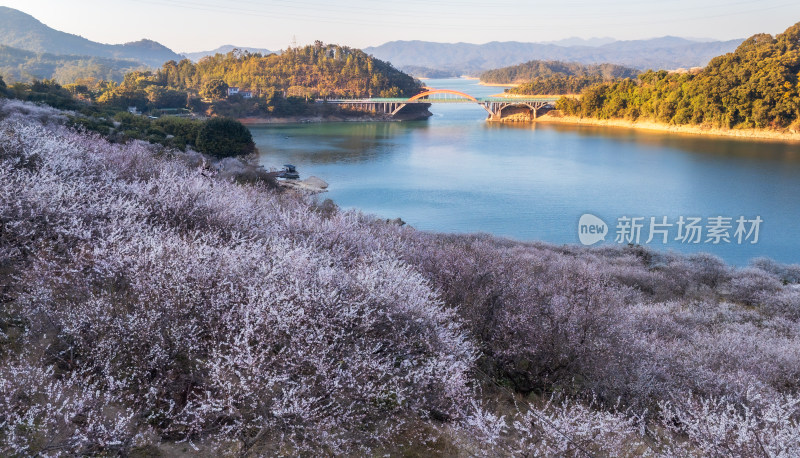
278,164 -> 300,179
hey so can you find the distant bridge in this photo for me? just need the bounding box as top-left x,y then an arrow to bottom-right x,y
320,89 -> 559,121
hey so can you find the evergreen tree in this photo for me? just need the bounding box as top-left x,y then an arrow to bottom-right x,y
195,117 -> 255,158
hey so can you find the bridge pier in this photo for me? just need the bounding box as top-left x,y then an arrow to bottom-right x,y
484,101 -> 550,122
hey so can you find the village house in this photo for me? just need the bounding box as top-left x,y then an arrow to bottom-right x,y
227,87 -> 254,99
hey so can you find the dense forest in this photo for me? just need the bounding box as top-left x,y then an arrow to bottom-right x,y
480,60 -> 639,84
556,22 -> 800,130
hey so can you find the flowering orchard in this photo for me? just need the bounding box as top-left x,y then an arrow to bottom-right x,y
1,99 -> 799,455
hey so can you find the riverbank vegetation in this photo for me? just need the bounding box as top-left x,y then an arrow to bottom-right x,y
2,99 -> 799,455
555,22 -> 800,131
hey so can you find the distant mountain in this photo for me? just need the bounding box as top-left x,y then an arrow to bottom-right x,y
0,6 -> 182,67
542,37 -> 616,47
0,44 -> 145,83
364,37 -> 742,75
182,45 -> 276,62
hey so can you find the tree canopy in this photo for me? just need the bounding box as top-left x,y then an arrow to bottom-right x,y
200,79 -> 228,100
195,117 -> 255,158
508,75 -> 610,95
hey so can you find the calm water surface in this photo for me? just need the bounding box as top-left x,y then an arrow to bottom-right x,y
254,78 -> 800,265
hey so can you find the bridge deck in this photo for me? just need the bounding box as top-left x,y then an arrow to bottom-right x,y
320,96 -> 559,104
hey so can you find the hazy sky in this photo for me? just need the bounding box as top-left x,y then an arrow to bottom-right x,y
2,0 -> 799,52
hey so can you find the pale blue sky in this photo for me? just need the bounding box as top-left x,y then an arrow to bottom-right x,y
2,0 -> 799,52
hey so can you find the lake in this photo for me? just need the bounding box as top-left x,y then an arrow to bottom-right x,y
253,78 -> 800,266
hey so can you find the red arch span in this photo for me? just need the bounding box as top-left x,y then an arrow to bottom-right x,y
406,89 -> 479,103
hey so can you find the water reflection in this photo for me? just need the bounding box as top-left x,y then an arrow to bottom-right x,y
540,123 -> 800,162
253,122 -> 432,164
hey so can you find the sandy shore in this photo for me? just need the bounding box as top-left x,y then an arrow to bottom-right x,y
535,112 -> 800,142
478,81 -> 519,88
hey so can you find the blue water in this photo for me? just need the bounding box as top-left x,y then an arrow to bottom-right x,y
254,78 -> 800,265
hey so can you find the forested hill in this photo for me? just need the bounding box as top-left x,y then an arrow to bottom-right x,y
481,60 -> 640,95
480,60 -> 639,84
0,45 -> 146,84
34,43 -> 423,119
158,43 -> 421,98
557,22 -> 800,130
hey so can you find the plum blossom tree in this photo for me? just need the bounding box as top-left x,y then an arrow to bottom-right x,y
1,98 -> 799,454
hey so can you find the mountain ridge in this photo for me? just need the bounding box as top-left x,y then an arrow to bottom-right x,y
364,37 -> 743,75
182,45 -> 276,62
0,6 -> 182,67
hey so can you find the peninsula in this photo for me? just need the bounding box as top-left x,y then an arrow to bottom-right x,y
491,22 -> 800,141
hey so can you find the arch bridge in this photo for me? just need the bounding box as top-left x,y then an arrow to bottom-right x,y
321,89 -> 559,121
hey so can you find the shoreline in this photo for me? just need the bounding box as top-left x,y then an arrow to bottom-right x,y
478,81 -> 520,88
489,92 -> 576,99
535,113 -> 800,142
239,113 -> 409,125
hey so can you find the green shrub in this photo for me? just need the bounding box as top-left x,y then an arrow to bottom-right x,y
195,117 -> 255,158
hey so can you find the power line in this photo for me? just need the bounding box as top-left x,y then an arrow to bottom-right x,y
128,0 -> 800,33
